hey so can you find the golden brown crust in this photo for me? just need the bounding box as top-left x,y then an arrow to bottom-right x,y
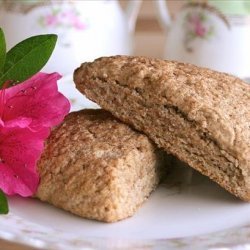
36,109 -> 166,222
74,55 -> 250,201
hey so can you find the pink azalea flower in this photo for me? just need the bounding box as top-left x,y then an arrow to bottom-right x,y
0,126 -> 49,196
0,72 -> 70,196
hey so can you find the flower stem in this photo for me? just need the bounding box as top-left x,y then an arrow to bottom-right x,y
0,190 -> 9,214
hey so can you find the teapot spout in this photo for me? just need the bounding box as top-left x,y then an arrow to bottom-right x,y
125,0 -> 142,33
155,0 -> 171,31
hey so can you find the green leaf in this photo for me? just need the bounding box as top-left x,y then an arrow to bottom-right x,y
0,34 -> 57,87
0,28 -> 6,72
0,190 -> 8,214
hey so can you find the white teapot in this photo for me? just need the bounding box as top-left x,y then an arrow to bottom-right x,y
0,0 -> 141,76
156,0 -> 250,78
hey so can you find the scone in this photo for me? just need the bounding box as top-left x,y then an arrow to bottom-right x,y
36,109 -> 167,222
74,55 -> 250,201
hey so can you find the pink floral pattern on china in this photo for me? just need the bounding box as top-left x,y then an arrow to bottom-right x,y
182,3 -> 231,53
37,7 -> 86,31
183,10 -> 214,52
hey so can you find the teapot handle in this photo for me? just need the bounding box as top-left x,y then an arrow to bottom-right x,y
125,0 -> 142,33
155,0 -> 171,32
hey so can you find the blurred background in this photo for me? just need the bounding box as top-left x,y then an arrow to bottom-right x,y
122,0 -> 181,58
0,0 -> 249,110
126,0 -> 250,79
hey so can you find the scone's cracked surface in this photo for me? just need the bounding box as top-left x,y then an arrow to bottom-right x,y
36,109 -> 165,222
74,55 -> 250,201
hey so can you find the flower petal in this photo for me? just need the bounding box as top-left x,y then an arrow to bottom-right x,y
0,126 -> 50,196
4,117 -> 32,128
0,163 -> 39,197
2,72 -> 70,129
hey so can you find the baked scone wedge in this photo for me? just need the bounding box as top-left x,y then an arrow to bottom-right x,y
36,109 -> 167,222
74,55 -> 250,201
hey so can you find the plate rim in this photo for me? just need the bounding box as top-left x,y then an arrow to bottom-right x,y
1,211 -> 250,250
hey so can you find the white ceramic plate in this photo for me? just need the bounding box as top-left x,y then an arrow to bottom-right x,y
2,168 -> 250,250
1,77 -> 250,250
